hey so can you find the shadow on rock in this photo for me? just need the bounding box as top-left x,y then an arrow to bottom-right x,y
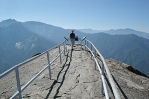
46,50 -> 73,99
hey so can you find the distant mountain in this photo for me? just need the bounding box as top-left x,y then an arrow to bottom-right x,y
23,21 -> 66,43
1,19 -> 149,77
0,19 -> 17,27
0,19 -> 86,74
0,19 -> 56,73
78,28 -> 149,40
104,28 -> 149,40
87,33 -> 149,76
23,21 -> 86,43
77,29 -> 103,34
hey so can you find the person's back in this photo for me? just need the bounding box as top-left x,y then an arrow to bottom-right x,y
70,30 -> 75,50
70,32 -> 75,39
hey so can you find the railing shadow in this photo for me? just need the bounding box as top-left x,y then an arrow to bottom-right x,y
105,73 -> 128,99
112,75 -> 128,99
46,50 -> 73,99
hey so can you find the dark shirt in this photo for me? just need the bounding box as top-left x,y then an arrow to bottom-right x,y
70,32 -> 75,39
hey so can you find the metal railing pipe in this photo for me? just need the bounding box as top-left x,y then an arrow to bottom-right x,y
0,39 -> 68,78
15,68 -> 22,99
91,44 -> 93,59
87,41 -> 88,54
85,39 -> 86,51
21,50 -> 64,92
47,51 -> 51,79
0,43 -> 65,78
1,38 -> 120,99
59,46 -> 62,64
10,50 -> 64,99
94,48 -> 97,69
86,39 -> 120,99
85,45 -> 109,99
63,42 -> 65,55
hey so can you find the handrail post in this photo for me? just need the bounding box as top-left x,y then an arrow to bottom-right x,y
47,51 -> 51,79
91,44 -> 92,59
94,49 -> 96,70
101,62 -> 104,95
15,68 -> 22,99
81,40 -> 82,49
81,40 -> 82,48
65,40 -> 67,52
87,41 -> 88,54
85,39 -> 86,51
64,40 -> 67,52
63,42 -> 65,55
59,45 -> 62,64
91,43 -> 92,51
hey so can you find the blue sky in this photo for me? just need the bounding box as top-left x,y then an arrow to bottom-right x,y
0,0 -> 149,33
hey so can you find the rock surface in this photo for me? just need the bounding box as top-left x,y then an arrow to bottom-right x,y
106,59 -> 149,99
0,44 -> 149,99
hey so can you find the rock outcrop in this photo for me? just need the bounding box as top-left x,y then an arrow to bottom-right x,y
106,59 -> 149,99
0,44 -> 149,99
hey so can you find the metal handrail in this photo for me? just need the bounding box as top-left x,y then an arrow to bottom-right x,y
85,39 -> 120,99
0,40 -> 67,99
0,40 -> 66,78
0,37 -> 120,99
85,44 -> 109,99
11,50 -> 64,99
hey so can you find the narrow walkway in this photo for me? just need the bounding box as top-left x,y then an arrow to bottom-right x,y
46,45 -> 104,99
22,44 -> 105,99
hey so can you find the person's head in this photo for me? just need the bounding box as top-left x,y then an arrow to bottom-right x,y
72,30 -> 74,33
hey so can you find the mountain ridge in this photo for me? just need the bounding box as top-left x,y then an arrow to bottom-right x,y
0,19 -> 56,73
23,21 -> 86,43
0,19 -> 149,77
78,28 -> 149,40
